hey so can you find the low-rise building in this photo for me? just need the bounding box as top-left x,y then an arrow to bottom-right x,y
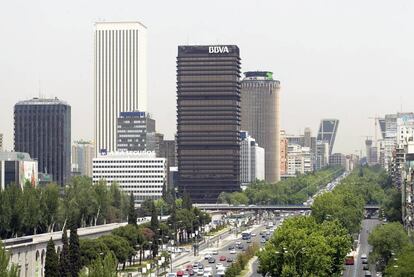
0,151 -> 38,190
92,151 -> 167,204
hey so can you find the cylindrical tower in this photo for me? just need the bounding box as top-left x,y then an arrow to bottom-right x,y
241,71 -> 281,183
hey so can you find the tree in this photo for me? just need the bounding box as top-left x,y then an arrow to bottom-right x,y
127,193 -> 137,225
258,216 -> 351,276
98,235 -> 133,269
40,184 -> 60,233
59,227 -> 71,277
45,238 -> 59,277
79,239 -> 110,268
385,244 -> 414,277
79,252 -> 118,277
182,190 -> 193,210
0,241 -> 19,277
368,222 -> 410,271
382,187 -> 402,223
69,227 -> 81,277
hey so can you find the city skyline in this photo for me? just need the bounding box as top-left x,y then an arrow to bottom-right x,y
1,1 -> 414,155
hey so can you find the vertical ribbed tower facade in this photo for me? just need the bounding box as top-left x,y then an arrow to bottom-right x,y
241,71 -> 281,183
94,21 -> 147,155
177,45 -> 241,203
14,98 -> 71,185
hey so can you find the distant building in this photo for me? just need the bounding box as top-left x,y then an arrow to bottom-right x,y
286,128 -> 317,170
315,141 -> 330,170
240,131 -> 265,186
116,111 -> 155,152
176,45 -> 241,203
72,140 -> 95,177
286,145 -> 312,176
14,98 -> 71,185
92,151 -> 167,204
147,132 -> 164,155
0,151 -> 38,190
317,119 -> 339,155
365,139 -> 378,165
159,139 -> 176,167
280,130 -> 288,176
329,153 -> 347,168
241,71 -> 281,182
0,133 -> 3,151
94,21 -> 148,156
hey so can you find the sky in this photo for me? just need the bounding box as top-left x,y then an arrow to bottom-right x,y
1,0 -> 414,155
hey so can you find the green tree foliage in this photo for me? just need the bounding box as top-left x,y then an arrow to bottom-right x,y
0,241 -> 19,277
45,238 -> 59,277
0,178 -> 130,240
127,193 -> 137,225
59,227 -> 71,277
368,222 -> 410,271
258,216 -> 352,277
69,227 -> 81,277
79,252 -> 118,277
98,235 -> 133,269
79,239 -> 110,268
385,244 -> 414,277
218,167 -> 344,205
381,187 -> 402,223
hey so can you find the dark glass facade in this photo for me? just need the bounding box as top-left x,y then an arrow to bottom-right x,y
317,119 -> 339,155
14,98 -> 71,186
177,45 -> 241,203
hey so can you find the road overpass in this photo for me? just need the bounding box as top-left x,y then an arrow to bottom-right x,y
195,204 -> 380,212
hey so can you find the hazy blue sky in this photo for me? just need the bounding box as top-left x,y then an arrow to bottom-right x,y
1,0 -> 414,154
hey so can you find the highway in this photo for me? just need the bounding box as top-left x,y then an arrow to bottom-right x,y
343,219 -> 381,277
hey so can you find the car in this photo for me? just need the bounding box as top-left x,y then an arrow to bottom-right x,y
237,244 -> 244,250
363,264 -> 369,270
197,264 -> 204,269
364,271 -> 372,277
251,233 -> 256,237
183,274 -> 190,277
204,254 -> 212,260
211,249 -> 219,255
219,256 -> 227,261
216,263 -> 224,269
260,238 -> 266,243
196,268 -> 204,276
208,257 -> 216,263
192,262 -> 200,268
177,271 -> 185,277
247,239 -> 252,243
216,270 -> 225,277
228,245 -> 235,250
167,273 -> 176,277
361,254 -> 368,260
235,241 -> 241,245
186,265 -> 193,270
227,257 -> 233,263
187,269 -> 195,276
229,249 -> 236,254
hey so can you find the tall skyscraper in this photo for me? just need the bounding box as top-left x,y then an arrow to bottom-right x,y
317,119 -> 339,155
116,111 -> 155,152
241,71 -> 281,183
14,98 -> 71,185
177,45 -> 241,203
94,21 -> 147,155
72,140 -> 95,177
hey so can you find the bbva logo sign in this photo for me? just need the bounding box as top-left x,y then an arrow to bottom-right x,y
208,46 -> 230,54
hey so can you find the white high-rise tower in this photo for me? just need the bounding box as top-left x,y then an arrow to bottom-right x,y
94,21 -> 147,155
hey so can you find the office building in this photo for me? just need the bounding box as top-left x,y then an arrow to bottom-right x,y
329,153 -> 347,168
315,141 -> 330,170
159,139 -> 176,167
177,45 -> 241,202
14,98 -> 71,185
147,132 -> 164,155
241,71 -> 281,183
0,151 -> 38,190
240,131 -> 265,186
286,145 -> 312,176
316,119 -> 339,155
116,111 -> 155,152
94,21 -> 148,155
72,140 -> 95,177
92,151 -> 166,204
0,134 -> 3,151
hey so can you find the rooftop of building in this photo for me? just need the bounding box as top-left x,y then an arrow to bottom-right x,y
94,21 -> 147,29
15,97 -> 69,106
0,151 -> 34,161
243,71 -> 280,83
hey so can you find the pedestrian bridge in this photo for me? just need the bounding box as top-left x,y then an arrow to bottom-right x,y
195,204 -> 380,212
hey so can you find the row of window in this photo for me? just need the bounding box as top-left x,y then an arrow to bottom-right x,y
94,176 -> 164,179
93,170 -> 164,173
94,160 -> 164,164
94,165 -> 164,168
